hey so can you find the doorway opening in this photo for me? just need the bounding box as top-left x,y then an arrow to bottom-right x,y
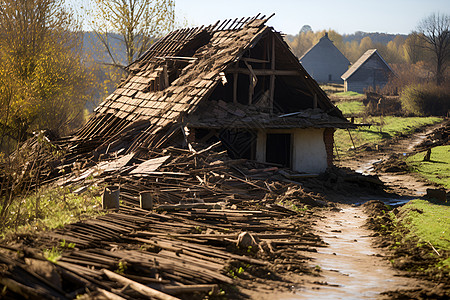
266,133 -> 291,167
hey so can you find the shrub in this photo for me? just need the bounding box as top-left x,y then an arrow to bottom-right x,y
400,84 -> 450,116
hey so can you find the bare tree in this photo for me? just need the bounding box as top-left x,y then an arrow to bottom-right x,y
417,13 -> 450,85
90,0 -> 175,70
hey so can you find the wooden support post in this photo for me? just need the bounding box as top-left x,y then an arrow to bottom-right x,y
313,93 -> 318,109
233,63 -> 238,103
269,34 -> 276,113
140,191 -> 153,210
248,74 -> 254,105
102,186 -> 120,210
102,269 -> 180,300
347,129 -> 356,149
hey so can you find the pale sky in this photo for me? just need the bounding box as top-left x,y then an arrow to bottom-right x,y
176,0 -> 450,35
72,0 -> 449,35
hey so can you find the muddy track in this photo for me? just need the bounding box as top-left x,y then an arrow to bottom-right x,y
338,121 -> 447,197
292,205 -> 432,299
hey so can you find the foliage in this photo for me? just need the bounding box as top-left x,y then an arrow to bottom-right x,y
334,116 -> 442,153
0,185 -> 104,238
400,83 -> 450,116
0,0 -> 93,153
406,145 -> 450,189
89,0 -> 175,69
43,246 -> 62,263
417,13 -> 450,86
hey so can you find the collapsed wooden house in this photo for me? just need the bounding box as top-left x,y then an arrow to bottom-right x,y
74,15 -> 353,175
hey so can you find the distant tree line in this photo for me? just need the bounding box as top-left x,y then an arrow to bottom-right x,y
287,13 -> 449,87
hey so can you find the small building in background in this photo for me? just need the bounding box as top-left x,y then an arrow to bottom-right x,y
341,49 -> 395,93
299,33 -> 350,83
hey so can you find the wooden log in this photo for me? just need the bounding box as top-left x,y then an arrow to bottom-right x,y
0,277 -> 48,299
97,288 -> 127,300
102,269 -> 180,300
102,186 -> 120,210
140,191 -> 153,210
162,284 -> 219,295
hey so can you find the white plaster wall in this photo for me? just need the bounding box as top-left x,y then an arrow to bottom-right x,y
292,128 -> 327,173
255,128 -> 328,174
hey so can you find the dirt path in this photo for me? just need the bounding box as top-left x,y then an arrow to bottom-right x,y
288,205 -> 429,299
339,122 -> 446,196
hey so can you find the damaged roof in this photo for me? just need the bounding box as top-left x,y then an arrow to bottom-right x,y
75,15 -> 350,153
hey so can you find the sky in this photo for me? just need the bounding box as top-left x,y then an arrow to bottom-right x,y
72,0 -> 449,35
175,0 -> 449,35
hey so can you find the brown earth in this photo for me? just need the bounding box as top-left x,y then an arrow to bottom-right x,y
338,120 -> 449,197
1,121 -> 449,299
235,120 -> 450,299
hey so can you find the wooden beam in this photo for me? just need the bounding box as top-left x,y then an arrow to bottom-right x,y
269,34 -> 276,112
233,63 -> 238,103
102,269 -> 180,300
241,57 -> 269,63
225,68 -> 299,76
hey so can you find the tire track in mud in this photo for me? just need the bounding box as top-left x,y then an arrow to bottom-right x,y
288,205 -> 427,299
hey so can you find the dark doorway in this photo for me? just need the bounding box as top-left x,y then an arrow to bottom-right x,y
266,133 -> 291,167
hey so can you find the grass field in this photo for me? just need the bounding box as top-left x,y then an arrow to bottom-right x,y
406,145 -> 450,189
394,199 -> 450,270
334,91 -> 364,98
336,100 -> 365,116
334,116 -> 443,153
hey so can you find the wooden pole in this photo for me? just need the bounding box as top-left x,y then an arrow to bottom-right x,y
233,62 -> 238,103
269,34 -> 276,113
102,269 -> 180,300
102,186 -> 120,210
140,191 -> 153,210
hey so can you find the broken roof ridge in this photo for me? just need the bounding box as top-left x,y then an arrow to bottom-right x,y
131,14 -> 274,67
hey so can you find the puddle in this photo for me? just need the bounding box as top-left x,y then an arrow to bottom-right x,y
286,206 -> 424,299
355,159 -> 381,175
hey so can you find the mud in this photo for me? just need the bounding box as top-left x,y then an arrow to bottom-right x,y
339,121 -> 447,197
287,205 -> 431,299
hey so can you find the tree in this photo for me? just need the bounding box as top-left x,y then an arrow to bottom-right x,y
403,32 -> 427,64
90,0 -> 175,69
417,13 -> 450,85
0,0 -> 91,152
300,25 -> 312,33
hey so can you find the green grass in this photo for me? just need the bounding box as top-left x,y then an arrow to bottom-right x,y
396,199 -> 450,270
0,185 -> 104,238
406,145 -> 450,189
320,84 -> 344,94
336,100 -> 365,115
334,116 -> 443,153
334,91 -> 364,97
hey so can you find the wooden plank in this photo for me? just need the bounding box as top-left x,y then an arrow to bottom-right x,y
162,284 -> 219,295
102,269 -> 180,300
270,34 -> 276,112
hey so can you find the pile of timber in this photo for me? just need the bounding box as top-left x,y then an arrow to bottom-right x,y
0,201 -> 324,299
0,142 -> 328,299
